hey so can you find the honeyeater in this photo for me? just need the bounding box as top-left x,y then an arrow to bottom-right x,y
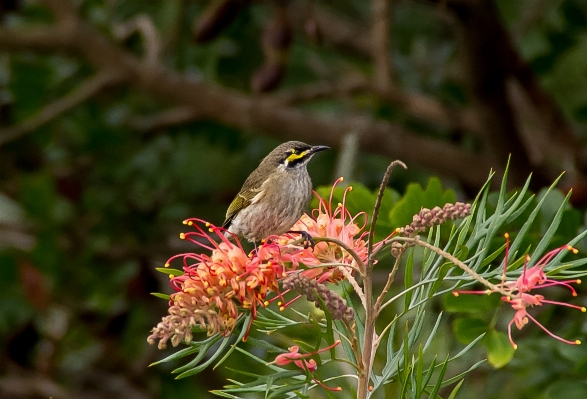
222,141 -> 329,242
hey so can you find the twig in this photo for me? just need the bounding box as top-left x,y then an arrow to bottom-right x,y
373,251 -> 403,313
127,107 -> 200,132
366,160 -> 407,265
337,265 -> 366,309
372,0 -> 393,92
113,14 -> 162,67
346,320 -> 363,375
394,236 -> 508,296
0,71 -> 121,147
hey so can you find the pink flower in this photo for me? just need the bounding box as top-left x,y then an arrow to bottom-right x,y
454,233 -> 585,349
274,345 -> 318,372
274,177 -> 369,283
272,340 -> 342,391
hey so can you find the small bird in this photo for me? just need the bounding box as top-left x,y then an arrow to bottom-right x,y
223,141 -> 329,242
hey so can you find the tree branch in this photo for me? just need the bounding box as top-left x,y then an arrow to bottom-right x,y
113,14 -> 162,67
0,0 -> 493,187
127,106 -> 201,132
288,2 -> 482,134
372,0 -> 393,92
0,26 -> 74,50
0,71 -> 122,146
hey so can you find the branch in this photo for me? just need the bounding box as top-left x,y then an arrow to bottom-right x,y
288,3 -> 372,55
268,75 -> 369,105
0,1 -> 493,187
288,2 -> 482,134
374,252 -> 403,313
395,236 -> 509,296
372,0 -> 393,92
0,71 -> 122,146
377,87 -> 482,134
113,14 -> 162,67
127,107 -> 201,132
367,160 -> 407,265
0,26 -> 74,50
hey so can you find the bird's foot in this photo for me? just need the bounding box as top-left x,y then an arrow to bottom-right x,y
287,230 -> 315,249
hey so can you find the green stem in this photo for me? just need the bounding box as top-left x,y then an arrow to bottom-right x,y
358,160 -> 406,399
394,236 -> 509,296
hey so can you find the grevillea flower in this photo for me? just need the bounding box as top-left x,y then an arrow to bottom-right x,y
454,233 -> 585,349
274,177 -> 369,282
398,202 -> 471,237
148,218 -> 312,349
272,340 -> 342,391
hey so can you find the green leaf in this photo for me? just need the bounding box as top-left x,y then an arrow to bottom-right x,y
213,313 -> 252,370
404,249 -> 414,311
453,317 -> 490,344
443,291 -> 501,314
388,177 -> 456,229
150,292 -> 171,300
484,330 -> 515,368
540,380 -> 587,399
447,379 -> 465,399
155,267 -> 184,276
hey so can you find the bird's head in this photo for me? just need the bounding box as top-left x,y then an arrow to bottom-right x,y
268,141 -> 329,169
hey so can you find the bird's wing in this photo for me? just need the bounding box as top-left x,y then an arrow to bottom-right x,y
222,186 -> 263,229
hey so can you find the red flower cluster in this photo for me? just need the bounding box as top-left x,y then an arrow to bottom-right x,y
148,218 -> 305,348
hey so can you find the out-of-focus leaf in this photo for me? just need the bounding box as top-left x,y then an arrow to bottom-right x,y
453,317 -> 489,344
484,330 -> 515,369
443,291 -> 501,314
388,177 -> 456,229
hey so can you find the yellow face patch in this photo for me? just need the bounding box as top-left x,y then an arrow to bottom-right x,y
285,149 -> 309,164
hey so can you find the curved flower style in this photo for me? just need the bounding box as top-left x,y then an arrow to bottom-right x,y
275,177 -> 369,282
148,219 -> 313,349
454,234 -> 585,349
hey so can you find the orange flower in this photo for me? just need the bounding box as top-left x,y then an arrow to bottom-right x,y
275,177 -> 368,282
148,219 -> 307,348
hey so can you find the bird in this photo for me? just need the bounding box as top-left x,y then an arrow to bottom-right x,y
222,141 -> 329,243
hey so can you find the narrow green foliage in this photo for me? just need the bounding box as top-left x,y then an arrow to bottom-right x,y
155,267 -> 183,276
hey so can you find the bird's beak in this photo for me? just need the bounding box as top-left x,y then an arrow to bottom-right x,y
309,145 -> 330,154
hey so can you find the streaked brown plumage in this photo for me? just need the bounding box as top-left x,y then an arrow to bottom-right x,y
223,141 -> 329,242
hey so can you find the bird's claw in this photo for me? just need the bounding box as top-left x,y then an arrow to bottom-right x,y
288,230 -> 315,249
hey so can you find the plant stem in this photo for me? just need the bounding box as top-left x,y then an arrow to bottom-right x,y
394,236 -> 509,296
358,160 -> 406,399
366,160 -> 407,266
374,252 -> 403,313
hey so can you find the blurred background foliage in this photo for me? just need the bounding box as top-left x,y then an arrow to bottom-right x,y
2,0 -> 587,398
